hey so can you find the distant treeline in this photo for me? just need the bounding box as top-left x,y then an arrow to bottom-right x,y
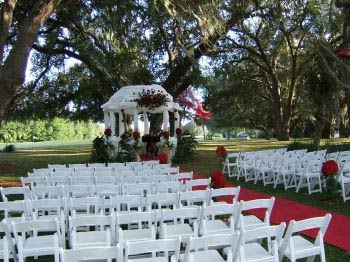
0,118 -> 103,143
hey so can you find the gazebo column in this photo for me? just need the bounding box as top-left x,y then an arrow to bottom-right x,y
110,112 -> 116,136
174,111 -> 180,129
119,112 -> 125,136
163,111 -> 169,131
143,112 -> 149,134
133,110 -> 139,131
104,111 -> 110,129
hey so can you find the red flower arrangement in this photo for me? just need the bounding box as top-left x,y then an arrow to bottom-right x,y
162,130 -> 170,140
134,89 -> 168,110
175,128 -> 182,135
132,130 -> 140,140
159,152 -> 168,164
104,128 -> 112,137
211,171 -> 227,188
216,146 -> 227,158
321,160 -> 339,176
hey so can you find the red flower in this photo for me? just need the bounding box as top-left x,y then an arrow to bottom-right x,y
175,128 -> 182,135
132,131 -> 140,140
216,146 -> 227,158
211,171 -> 227,188
321,160 -> 339,176
159,152 -> 168,164
162,131 -> 170,140
104,128 -> 112,136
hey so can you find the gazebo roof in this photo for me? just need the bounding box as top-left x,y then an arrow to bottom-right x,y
101,84 -> 179,114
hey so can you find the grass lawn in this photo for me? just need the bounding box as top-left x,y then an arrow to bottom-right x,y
0,138 -> 349,261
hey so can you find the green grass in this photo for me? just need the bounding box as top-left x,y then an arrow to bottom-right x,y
0,138 -> 349,261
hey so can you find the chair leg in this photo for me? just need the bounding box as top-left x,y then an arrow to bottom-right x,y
306,255 -> 316,262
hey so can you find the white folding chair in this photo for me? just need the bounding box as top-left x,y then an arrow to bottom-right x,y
223,152 -> 240,178
274,158 -> 297,190
209,186 -> 240,205
340,161 -> 350,202
183,233 -> 240,262
60,245 -> 122,262
124,183 -> 153,195
69,214 -> 115,248
238,223 -> 286,262
12,219 -> 61,262
185,178 -> 211,191
125,238 -> 181,262
116,211 -> 157,244
279,214 -> 332,262
0,186 -> 31,201
94,175 -> 118,185
159,167 -> 180,175
199,203 -> 236,236
296,160 -> 323,194
159,207 -> 200,242
236,197 -> 275,230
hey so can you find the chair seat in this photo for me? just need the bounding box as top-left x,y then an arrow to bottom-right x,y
165,224 -> 194,238
23,235 -> 56,254
75,231 -> 109,247
242,215 -> 266,229
189,250 -> 225,262
243,242 -> 274,261
122,229 -> 154,242
203,220 -> 230,235
283,236 -> 321,258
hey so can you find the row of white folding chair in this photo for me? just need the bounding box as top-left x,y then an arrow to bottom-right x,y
339,161 -> 350,202
2,211 -> 331,262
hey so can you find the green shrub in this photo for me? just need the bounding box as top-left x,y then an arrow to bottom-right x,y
212,133 -> 223,139
287,141 -> 316,152
172,131 -> 198,163
3,144 -> 16,153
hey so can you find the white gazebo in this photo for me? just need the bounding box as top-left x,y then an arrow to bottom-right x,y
101,84 -> 181,137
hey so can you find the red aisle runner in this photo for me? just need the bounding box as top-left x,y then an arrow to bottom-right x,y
192,173 -> 350,251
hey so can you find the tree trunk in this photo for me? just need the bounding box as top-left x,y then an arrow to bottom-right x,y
0,0 -> 62,119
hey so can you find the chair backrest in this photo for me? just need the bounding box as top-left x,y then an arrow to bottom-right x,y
60,245 -> 122,262
20,176 -> 46,188
92,184 -> 120,197
240,197 -> 275,214
209,186 -> 240,204
144,175 -> 171,183
114,166 -> 133,172
93,167 -> 114,176
70,176 -> 94,185
242,223 -> 285,243
69,196 -> 103,215
156,181 -> 182,193
125,161 -> 143,168
29,198 -> 65,217
201,203 -> 236,219
179,190 -> 209,207
72,169 -> 93,177
89,163 -> 107,168
12,219 -> 60,238
124,182 -> 152,195
63,185 -> 91,198
145,192 -> 179,211
69,214 -> 114,229
0,186 -> 31,201
108,162 -> 125,168
152,163 -> 171,170
142,160 -> 160,166
137,169 -> 159,176
0,200 -> 29,220
116,211 -> 156,228
159,167 -> 180,175
49,170 -> 71,177
172,171 -> 193,181
31,185 -> 62,199
125,238 -> 181,262
185,178 -> 211,191
94,175 -> 118,185
184,233 -> 240,262
46,176 -> 71,186
69,164 -> 87,168
160,207 -> 200,223
110,195 -> 143,212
